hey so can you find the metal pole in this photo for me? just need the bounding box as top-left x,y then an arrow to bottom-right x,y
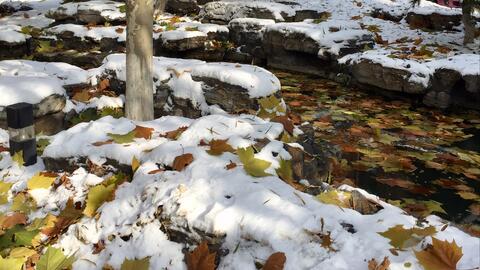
6,103 -> 37,166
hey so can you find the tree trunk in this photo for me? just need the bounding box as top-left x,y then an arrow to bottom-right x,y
154,0 -> 167,20
126,0 -> 154,121
462,2 -> 475,45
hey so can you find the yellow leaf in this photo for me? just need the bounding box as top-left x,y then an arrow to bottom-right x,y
121,257 -> 150,270
12,151 -> 24,166
37,246 -> 75,270
0,181 -> 13,204
131,156 -> 140,173
316,190 -> 351,208
379,225 -> 436,249
83,184 -> 116,217
9,247 -> 37,259
0,256 -> 25,270
27,173 -> 56,190
415,237 -> 463,270
11,193 -> 36,214
237,147 -> 272,177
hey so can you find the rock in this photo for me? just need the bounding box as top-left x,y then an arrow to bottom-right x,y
166,0 -> 200,15
406,12 -> 462,31
370,9 -> 403,22
349,59 -> 427,94
294,10 -> 325,22
350,190 -> 382,215
157,33 -> 208,52
262,20 -> 373,77
199,1 -> 295,24
0,25 -> 31,60
34,50 -> 106,69
46,0 -> 126,24
228,18 -> 275,54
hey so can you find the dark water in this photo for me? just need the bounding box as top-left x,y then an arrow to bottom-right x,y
276,70 -> 480,235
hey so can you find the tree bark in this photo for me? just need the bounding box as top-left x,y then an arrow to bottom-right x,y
126,0 -> 154,121
154,0 -> 167,20
462,1 -> 476,45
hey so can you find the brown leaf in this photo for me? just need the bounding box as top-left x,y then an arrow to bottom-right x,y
172,153 -> 193,171
92,140 -> 114,146
0,212 -> 27,229
115,28 -> 124,34
148,169 -> 164,174
320,232 -> 337,252
42,199 -> 83,237
161,126 -> 188,140
368,257 -> 390,270
272,116 -> 294,134
98,78 -> 110,91
186,241 -> 216,270
93,240 -> 105,254
134,125 -> 154,140
206,139 -> 235,156
225,161 -> 237,170
415,237 -> 463,270
72,89 -> 91,102
263,252 -> 286,270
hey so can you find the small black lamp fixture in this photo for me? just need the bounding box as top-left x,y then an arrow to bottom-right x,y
6,102 -> 37,166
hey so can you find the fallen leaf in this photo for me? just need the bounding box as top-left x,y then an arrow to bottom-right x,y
368,257 -> 390,270
237,147 -> 272,177
120,257 -> 150,270
72,89 -> 91,102
107,130 -> 136,144
132,156 -> 140,173
206,139 -> 235,156
98,78 -> 110,91
271,116 -> 294,134
172,153 -> 194,171
92,140 -> 114,146
0,256 -> 24,270
83,184 -> 116,217
263,252 -> 286,270
379,225 -> 436,249
186,241 -> 216,270
225,161 -> 237,170
134,125 -> 154,140
0,212 -> 27,230
36,246 -> 75,270
161,126 -> 188,140
276,159 -> 294,182
27,173 -> 57,190
414,237 -> 462,270
0,181 -> 13,204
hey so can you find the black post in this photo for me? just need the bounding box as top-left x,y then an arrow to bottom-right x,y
6,103 -> 36,166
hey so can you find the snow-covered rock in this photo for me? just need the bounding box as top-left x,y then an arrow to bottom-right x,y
46,0 -> 125,24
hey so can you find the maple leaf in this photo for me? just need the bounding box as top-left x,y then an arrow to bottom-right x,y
172,153 -> 194,171
0,225 -> 39,249
36,246 -> 75,270
276,159 -> 294,182
9,247 -> 37,259
415,237 -> 463,270
379,225 -> 436,249
206,139 -> 235,156
42,200 -> 82,237
11,193 -> 37,214
0,256 -> 24,270
0,212 -> 27,230
121,257 -> 150,270
107,130 -> 136,144
98,78 -> 110,91
271,116 -> 294,134
161,126 -> 188,140
186,241 -> 216,270
27,173 -> 57,190
83,184 -> 116,217
368,257 -> 390,270
0,181 -> 13,204
133,125 -> 154,140
263,252 -> 286,270
237,147 -> 272,177
72,89 -> 91,102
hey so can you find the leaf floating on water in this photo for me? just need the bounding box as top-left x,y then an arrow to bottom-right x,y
263,252 -> 286,270
414,237 -> 462,270
186,241 -> 216,270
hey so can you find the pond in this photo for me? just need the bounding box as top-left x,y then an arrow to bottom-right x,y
276,70 -> 480,237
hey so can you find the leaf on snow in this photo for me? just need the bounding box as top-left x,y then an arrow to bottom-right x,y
367,257 -> 390,270
414,237 -> 463,270
27,173 -> 57,190
237,147 -> 272,177
120,257 -> 150,270
0,181 -> 13,204
263,252 -> 286,270
107,130 -> 136,144
276,159 -> 294,182
83,183 -> 116,217
206,139 -> 235,156
186,241 -> 216,270
172,153 -> 194,171
379,225 -> 436,249
133,125 -> 154,140
161,126 -> 188,140
0,225 -> 39,249
131,156 -> 140,173
36,246 -> 75,270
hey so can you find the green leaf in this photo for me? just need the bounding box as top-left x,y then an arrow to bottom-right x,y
121,257 -> 150,270
107,130 -> 136,144
37,138 -> 50,156
276,159 -> 293,182
27,173 -> 56,190
237,147 -> 272,177
0,225 -> 39,249
83,184 -> 116,217
0,181 -> 13,205
0,256 -> 25,270
316,190 -> 351,208
119,4 -> 127,13
11,193 -> 37,214
37,246 -> 75,270
379,225 -> 436,249
12,151 -> 24,166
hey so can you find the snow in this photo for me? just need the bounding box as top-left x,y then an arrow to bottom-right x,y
48,24 -> 126,42
201,1 -> 295,22
266,20 -> 371,56
0,114 -> 466,270
47,0 -> 125,21
0,11 -> 54,28
159,29 -> 207,42
0,76 -> 65,107
90,54 -> 281,103
0,24 -> 28,43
